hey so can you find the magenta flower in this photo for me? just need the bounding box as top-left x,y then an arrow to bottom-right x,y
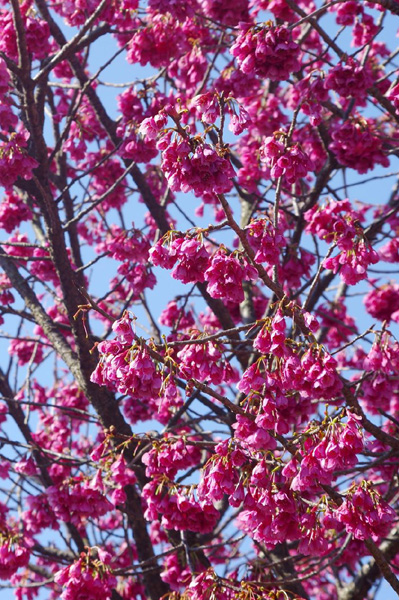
0,535 -> 29,580
231,23 -> 300,81
54,553 -> 117,600
336,482 -> 395,541
204,248 -> 258,303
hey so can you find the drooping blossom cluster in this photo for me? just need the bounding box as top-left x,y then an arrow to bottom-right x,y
150,232 -> 258,302
46,478 -> 113,528
355,334 -> 399,415
143,470 -> 220,534
230,23 -> 300,80
261,134 -> 313,184
287,72 -> 329,126
364,282 -> 399,323
329,119 -> 390,174
288,412 -> 364,492
246,218 -> 286,265
334,482 -> 396,542
305,199 -> 379,284
325,58 -> 373,100
150,233 -> 210,284
92,337 -> 162,400
204,247 -> 258,303
143,431 -> 219,531
324,239 -> 379,285
54,551 -> 117,600
159,134 -> 235,197
0,131 -> 38,189
0,532 -> 30,580
177,334 -> 237,385
8,338 -> 44,366
197,440 -> 247,508
0,191 -> 32,233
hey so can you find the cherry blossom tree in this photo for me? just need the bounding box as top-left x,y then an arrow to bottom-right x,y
1,1 -> 399,599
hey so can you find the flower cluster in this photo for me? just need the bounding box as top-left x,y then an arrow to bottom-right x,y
22,493 -> 59,535
0,131 -> 38,188
323,239 -> 379,285
0,192 -> 32,233
305,199 -> 379,284
46,479 -> 113,527
8,339 -> 44,367
353,334 -> 399,416
197,440 -> 246,508
0,532 -> 30,580
177,335 -> 237,385
54,551 -> 117,600
246,218 -> 286,265
143,435 -> 202,480
127,13 -> 189,68
143,476 -> 220,533
329,119 -> 389,174
288,412 -> 364,492
261,135 -> 313,184
330,0 -> 363,26
159,135 -> 235,197
236,465 -> 301,549
364,283 -> 399,323
325,58 -> 373,100
159,300 -> 195,331
253,309 -> 288,357
91,312 -> 161,397
153,235 -> 211,284
199,0 -> 249,26
287,72 -> 329,126
204,247 -> 258,303
305,199 -> 360,248
231,23 -> 300,80
335,482 -> 396,541
95,344 -> 162,400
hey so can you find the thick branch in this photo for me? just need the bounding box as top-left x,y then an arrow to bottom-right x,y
338,526 -> 399,600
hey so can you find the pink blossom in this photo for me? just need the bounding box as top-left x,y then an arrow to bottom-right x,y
47,480 -> 113,526
261,136 -> 313,183
54,553 -> 117,600
325,58 -> 373,99
8,339 -> 44,367
143,477 -> 219,533
138,112 -> 168,140
171,237 -> 211,284
204,248 -> 258,303
199,0 -> 249,26
0,131 -> 38,188
127,14 -> 189,68
0,534 -> 29,580
160,136 -> 235,197
231,23 -> 300,81
246,218 -> 286,265
0,192 -> 32,233
364,283 -> 399,322
336,483 -> 395,541
228,104 -> 251,135
159,300 -> 195,331
330,0 -> 363,26
177,335 -> 236,385
329,119 -> 390,174
324,240 -> 379,285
